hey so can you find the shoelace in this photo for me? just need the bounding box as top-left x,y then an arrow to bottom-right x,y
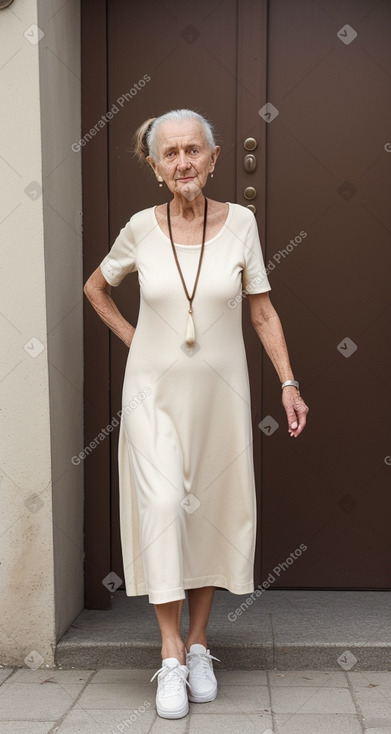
186,650 -> 221,679
150,663 -> 190,695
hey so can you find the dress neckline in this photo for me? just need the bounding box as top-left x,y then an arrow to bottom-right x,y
152,201 -> 233,250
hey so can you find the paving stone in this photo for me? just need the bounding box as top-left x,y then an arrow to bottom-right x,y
0,669 -> 14,685
9,668 -> 92,690
91,669 -> 155,685
77,682 -> 154,710
216,670 -> 268,686
149,714 -> 188,732
271,685 -> 356,714
55,707 -> 155,733
186,684 -> 270,715
274,713 -> 363,733
188,712 -> 273,733
353,685 -> 391,727
269,670 -> 348,687
0,725 -> 56,734
0,681 -> 86,720
348,671 -> 391,687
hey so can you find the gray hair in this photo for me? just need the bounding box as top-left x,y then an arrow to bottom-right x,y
133,109 -> 217,164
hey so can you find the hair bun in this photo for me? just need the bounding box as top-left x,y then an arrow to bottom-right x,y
132,117 -> 156,164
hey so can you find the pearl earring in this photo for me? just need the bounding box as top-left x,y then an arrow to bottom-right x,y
157,176 -> 163,187
210,172 -> 214,178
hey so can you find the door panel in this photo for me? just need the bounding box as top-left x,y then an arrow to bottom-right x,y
262,0 -> 391,587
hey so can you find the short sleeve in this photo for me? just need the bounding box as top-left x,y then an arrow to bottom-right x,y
99,218 -> 137,286
242,212 -> 271,294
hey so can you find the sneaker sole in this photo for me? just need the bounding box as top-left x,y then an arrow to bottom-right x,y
156,700 -> 189,719
188,688 -> 217,703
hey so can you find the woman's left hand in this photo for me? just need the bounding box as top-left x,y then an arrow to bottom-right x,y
282,386 -> 309,438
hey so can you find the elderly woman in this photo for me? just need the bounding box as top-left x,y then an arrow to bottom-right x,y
84,108 -> 309,719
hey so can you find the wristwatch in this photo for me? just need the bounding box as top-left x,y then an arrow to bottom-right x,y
281,379 -> 300,390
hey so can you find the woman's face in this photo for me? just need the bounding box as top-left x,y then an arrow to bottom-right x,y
147,119 -> 220,201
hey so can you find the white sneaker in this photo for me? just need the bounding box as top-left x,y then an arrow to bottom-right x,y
186,643 -> 220,703
150,657 -> 190,719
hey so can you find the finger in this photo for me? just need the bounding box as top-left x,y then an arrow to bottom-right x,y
285,407 -> 298,434
289,409 -> 308,437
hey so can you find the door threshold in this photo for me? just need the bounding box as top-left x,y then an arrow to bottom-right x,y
56,588 -> 391,670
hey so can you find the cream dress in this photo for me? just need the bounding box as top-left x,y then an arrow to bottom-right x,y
100,201 -> 271,604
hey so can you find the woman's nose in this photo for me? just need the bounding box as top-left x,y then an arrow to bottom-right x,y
177,152 -> 190,169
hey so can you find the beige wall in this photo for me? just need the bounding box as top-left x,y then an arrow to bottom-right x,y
0,0 -> 83,666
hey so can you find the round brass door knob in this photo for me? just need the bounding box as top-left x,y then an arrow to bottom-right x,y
246,204 -> 256,214
244,137 -> 257,151
244,186 -> 256,200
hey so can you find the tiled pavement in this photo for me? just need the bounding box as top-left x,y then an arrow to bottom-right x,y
3,590 -> 391,732
1,666 -> 391,733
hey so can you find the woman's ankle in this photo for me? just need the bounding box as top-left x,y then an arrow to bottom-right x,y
161,640 -> 186,665
185,636 -> 208,652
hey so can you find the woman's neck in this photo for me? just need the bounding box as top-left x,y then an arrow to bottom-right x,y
169,192 -> 206,221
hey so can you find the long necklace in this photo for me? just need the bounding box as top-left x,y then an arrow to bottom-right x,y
167,197 -> 208,346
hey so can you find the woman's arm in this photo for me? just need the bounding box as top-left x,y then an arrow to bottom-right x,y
248,291 -> 309,438
84,266 -> 135,348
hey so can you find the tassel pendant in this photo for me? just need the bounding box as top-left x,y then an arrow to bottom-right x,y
167,198 -> 207,352
185,308 -> 195,345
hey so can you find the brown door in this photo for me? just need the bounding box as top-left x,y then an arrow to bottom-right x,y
82,0 -> 391,608
262,0 -> 391,589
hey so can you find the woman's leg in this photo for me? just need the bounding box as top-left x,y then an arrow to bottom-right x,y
185,586 -> 216,650
154,599 -> 186,664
